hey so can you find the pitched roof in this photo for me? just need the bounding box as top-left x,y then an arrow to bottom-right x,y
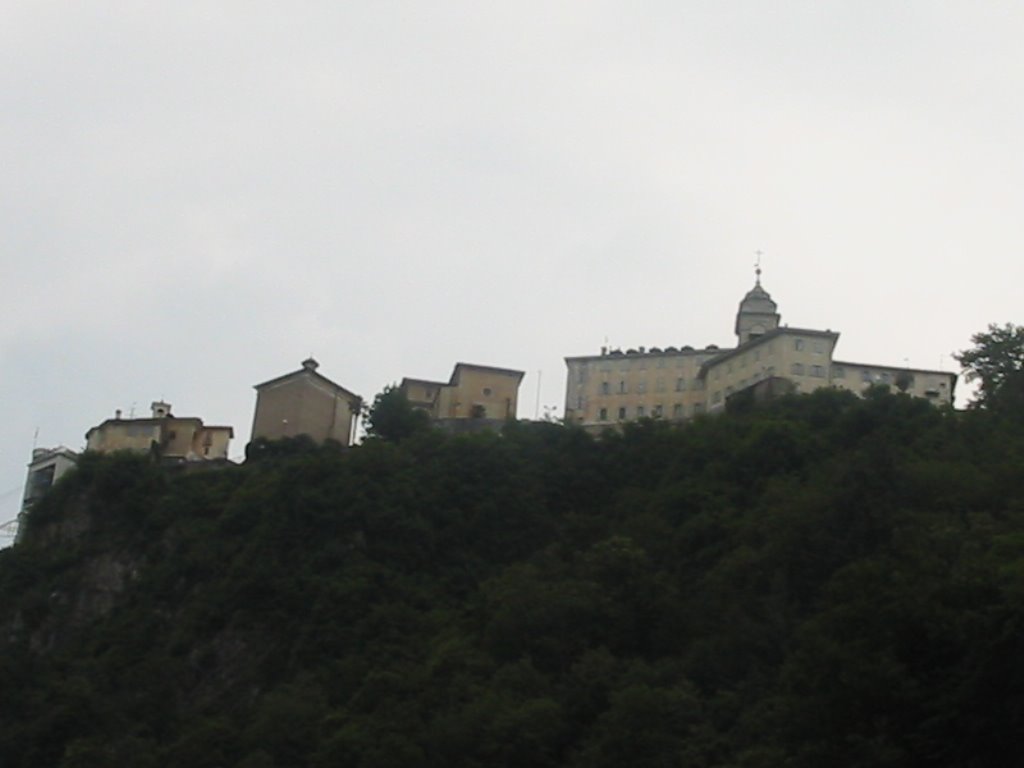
254,363 -> 361,403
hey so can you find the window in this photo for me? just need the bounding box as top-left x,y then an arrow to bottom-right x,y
812,342 -> 823,354
656,358 -> 666,368
618,406 -> 627,420
483,387 -> 492,396
693,403 -> 705,414
601,381 -> 610,395
675,377 -> 686,392
655,378 -> 665,392
652,404 -> 663,417
810,365 -> 825,378
599,407 -> 608,421
712,391 -> 722,404
637,380 -> 647,394
619,380 -> 627,394
636,405 -> 645,418
832,365 -> 845,379
673,403 -> 683,418
794,339 -> 805,351
791,362 -> 805,375
862,370 -> 873,383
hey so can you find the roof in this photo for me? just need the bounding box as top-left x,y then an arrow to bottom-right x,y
699,326 -> 841,375
85,415 -> 204,440
738,283 -> 776,310
27,446 -> 78,467
832,360 -> 957,377
449,363 -> 525,384
253,364 -> 361,403
399,377 -> 446,389
565,345 -> 730,363
85,417 -> 236,441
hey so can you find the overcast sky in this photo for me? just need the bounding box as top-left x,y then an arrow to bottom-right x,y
3,2 -> 1023,528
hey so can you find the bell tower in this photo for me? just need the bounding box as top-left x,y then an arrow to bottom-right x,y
735,256 -> 780,344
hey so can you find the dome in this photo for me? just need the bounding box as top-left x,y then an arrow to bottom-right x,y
738,281 -> 777,315
735,274 -> 781,343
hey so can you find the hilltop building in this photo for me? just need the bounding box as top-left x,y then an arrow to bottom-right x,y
21,446 -> 78,512
85,402 -> 234,460
251,358 -> 362,446
15,446 -> 79,543
564,273 -> 956,430
400,362 -> 524,430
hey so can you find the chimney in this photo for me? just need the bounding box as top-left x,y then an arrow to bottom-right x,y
301,357 -> 319,372
115,409 -> 122,420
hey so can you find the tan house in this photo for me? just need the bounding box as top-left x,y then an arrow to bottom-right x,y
399,363 -> 524,427
251,358 -> 362,445
85,401 -> 234,460
564,272 -> 956,430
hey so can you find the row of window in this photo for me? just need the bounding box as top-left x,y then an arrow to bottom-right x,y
592,354 -> 713,373
596,359 -> 931,393
598,378 -> 703,395
597,403 -> 704,421
792,339 -> 826,353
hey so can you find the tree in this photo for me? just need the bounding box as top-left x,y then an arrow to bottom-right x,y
364,385 -> 431,442
954,323 -> 1024,408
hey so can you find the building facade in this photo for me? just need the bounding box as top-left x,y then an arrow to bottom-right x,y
564,276 -> 956,430
399,362 -> 524,428
85,402 -> 234,460
251,358 -> 362,445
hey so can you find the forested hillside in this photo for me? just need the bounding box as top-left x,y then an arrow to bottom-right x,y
3,388 -> 1024,767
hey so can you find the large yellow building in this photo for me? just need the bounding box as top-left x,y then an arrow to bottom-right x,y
564,275 -> 956,429
85,401 -> 234,460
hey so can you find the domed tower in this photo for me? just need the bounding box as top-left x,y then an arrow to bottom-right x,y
735,264 -> 780,345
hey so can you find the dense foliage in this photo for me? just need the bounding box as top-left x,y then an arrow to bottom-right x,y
364,385 -> 431,442
3,389 -> 1024,767
955,322 -> 1024,409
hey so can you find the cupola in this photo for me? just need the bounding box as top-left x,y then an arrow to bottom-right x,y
735,265 -> 780,344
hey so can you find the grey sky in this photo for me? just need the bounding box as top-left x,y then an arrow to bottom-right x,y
3,2 -> 1023,526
